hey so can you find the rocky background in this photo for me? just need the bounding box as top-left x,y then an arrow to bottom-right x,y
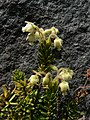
0,0 -> 90,119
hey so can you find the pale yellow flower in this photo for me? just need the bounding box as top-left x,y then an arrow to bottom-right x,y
54,37 -> 63,50
26,33 -> 36,45
22,21 -> 36,33
43,27 -> 58,39
59,81 -> 69,95
59,68 -> 73,81
29,75 -> 39,85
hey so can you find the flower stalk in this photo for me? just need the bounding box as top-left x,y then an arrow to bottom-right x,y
0,21 -> 82,120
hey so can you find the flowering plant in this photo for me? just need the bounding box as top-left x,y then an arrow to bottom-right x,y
0,22 -> 82,120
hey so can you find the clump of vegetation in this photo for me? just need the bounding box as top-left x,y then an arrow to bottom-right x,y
0,22 -> 84,120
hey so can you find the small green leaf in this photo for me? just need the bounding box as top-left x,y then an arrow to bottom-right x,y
49,65 -> 58,71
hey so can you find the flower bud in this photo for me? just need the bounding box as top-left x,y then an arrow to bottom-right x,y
54,37 -> 63,50
43,72 -> 51,86
52,78 -> 58,87
59,68 -> 73,81
22,21 -> 36,33
59,81 -> 69,95
29,75 -> 39,85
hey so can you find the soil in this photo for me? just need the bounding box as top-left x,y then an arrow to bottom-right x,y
0,0 -> 90,119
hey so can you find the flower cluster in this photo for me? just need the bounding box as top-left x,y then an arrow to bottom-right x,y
22,21 -> 63,50
22,22 -> 73,95
58,68 -> 73,95
28,67 -> 73,95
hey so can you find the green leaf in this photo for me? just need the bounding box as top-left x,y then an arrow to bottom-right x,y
49,65 -> 58,71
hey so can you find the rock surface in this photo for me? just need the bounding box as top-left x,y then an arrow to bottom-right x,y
0,0 -> 90,118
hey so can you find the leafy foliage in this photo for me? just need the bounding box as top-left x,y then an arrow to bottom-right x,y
38,40 -> 54,72
0,69 -> 82,120
12,69 -> 26,82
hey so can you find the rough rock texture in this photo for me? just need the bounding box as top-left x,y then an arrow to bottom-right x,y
0,0 -> 90,118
